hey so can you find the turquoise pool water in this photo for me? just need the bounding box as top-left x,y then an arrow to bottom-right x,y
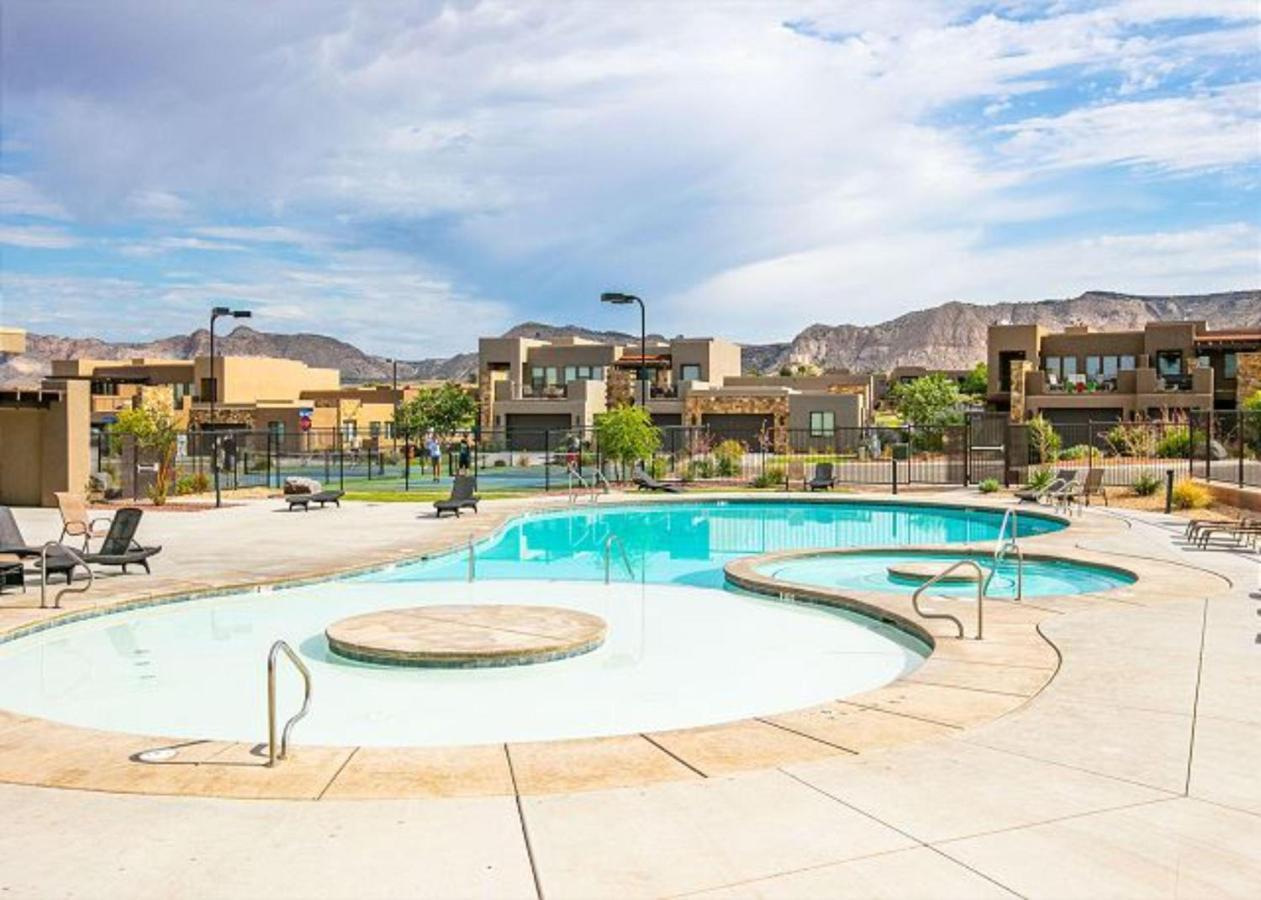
364,501 -> 1064,588
753,551 -> 1135,598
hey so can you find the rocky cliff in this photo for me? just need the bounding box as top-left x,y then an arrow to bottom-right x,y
4,290 -> 1256,388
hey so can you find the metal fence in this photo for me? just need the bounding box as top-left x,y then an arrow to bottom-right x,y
89,411 -> 1261,500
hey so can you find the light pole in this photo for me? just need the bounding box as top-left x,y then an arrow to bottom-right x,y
601,292 -> 647,407
388,358 -> 399,451
209,306 -> 252,508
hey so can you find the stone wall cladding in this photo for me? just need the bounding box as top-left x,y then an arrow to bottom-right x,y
684,394 -> 790,451
1009,360 -> 1034,422
1236,352 -> 1261,407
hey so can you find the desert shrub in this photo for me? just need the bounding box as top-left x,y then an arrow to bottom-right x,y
1155,426 -> 1191,459
515,454 -> 532,467
713,439 -> 745,477
1026,468 -> 1055,491
1131,472 -> 1161,496
1059,444 -> 1091,461
1105,422 -> 1156,458
492,459 -> 507,468
752,464 -> 786,488
1028,415 -> 1061,464
978,478 -> 1000,494
173,472 -> 211,496
686,458 -> 714,480
1171,479 -> 1211,509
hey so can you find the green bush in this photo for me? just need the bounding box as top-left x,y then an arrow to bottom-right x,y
752,464 -> 786,488
713,439 -> 745,478
648,456 -> 668,479
1105,422 -> 1156,458
1155,426 -> 1191,459
172,472 -> 211,496
1172,479 -> 1211,509
1026,468 -> 1055,491
1059,444 -> 1091,461
1028,415 -> 1061,464
685,458 -> 713,480
1132,472 -> 1161,496
978,478 -> 1000,494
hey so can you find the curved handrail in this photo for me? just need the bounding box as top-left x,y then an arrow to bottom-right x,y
592,469 -> 612,498
466,536 -> 476,583
991,509 -> 1023,602
39,542 -> 94,610
267,640 -> 312,767
603,533 -> 636,584
566,464 -> 591,505
911,559 -> 984,640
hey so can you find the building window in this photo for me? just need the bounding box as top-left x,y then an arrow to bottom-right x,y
809,411 -> 834,437
1102,356 -> 1119,378
172,382 -> 193,405
680,364 -> 702,381
1156,351 -> 1182,377
1061,357 -> 1078,378
997,350 -> 1026,391
369,422 -> 381,439
1120,355 -> 1136,371
1085,356 -> 1101,378
1043,356 -> 1061,380
561,365 -> 602,383
267,421 -> 285,442
1224,353 -> 1238,379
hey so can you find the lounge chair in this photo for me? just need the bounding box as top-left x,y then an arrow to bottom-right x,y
0,506 -> 43,558
1192,518 -> 1261,550
1048,475 -> 1084,515
77,508 -> 161,574
54,491 -> 112,549
1081,469 -> 1108,506
807,462 -> 835,491
285,490 -> 345,511
434,475 -> 480,517
1015,468 -> 1076,503
632,470 -> 683,493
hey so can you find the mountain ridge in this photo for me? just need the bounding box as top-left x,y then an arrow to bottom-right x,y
3,289 -> 1256,388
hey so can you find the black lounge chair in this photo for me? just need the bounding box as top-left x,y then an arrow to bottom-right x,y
286,490 -> 344,511
807,462 -> 835,491
632,470 -> 683,493
434,476 -> 480,517
78,508 -> 161,574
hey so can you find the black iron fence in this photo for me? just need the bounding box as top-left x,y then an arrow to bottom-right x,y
90,411 -> 1261,500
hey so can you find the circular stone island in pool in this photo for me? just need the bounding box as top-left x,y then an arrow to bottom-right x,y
325,604 -> 607,668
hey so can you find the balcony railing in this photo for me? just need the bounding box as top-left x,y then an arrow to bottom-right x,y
521,384 -> 568,399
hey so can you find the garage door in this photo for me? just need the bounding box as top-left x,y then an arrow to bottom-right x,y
702,413 -> 772,448
505,414 -> 573,451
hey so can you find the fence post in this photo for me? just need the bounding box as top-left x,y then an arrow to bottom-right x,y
1003,423 -> 1011,487
891,456 -> 898,495
963,417 -> 971,487
1164,468 -> 1174,514
338,432 -> 344,491
1237,412 -> 1245,489
544,429 -> 551,493
1088,421 -> 1095,475
1205,413 -> 1213,483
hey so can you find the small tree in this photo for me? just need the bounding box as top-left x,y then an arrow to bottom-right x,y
394,383 -> 477,440
594,405 -> 660,480
112,388 -> 180,505
1028,414 -> 1061,464
891,374 -> 964,427
960,362 -> 988,396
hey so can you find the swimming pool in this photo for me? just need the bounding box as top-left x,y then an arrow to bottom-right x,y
0,500 -> 1064,746
750,550 -> 1136,599
365,500 -> 1064,589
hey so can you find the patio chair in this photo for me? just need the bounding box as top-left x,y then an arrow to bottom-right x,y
1081,469 -> 1108,506
0,506 -> 43,558
1192,518 -> 1261,550
806,462 -> 835,491
78,508 -> 162,574
285,490 -> 345,511
54,492 -> 113,549
434,475 -> 481,517
632,470 -> 683,493
1048,476 -> 1084,516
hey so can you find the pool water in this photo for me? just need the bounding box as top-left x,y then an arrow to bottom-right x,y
365,500 -> 1063,589
753,551 -> 1135,599
0,501 -> 1065,746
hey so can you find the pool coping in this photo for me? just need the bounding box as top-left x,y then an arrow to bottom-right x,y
0,493 -> 1228,801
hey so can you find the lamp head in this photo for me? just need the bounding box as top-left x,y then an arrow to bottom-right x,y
600,292 -> 638,305
232,309 -> 252,319
212,306 -> 231,317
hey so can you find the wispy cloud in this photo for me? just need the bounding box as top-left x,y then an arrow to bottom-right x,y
0,224 -> 80,248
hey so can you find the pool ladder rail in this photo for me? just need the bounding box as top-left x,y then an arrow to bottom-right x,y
567,464 -> 610,505
911,559 -> 985,640
39,542 -> 93,610
991,508 -> 1024,603
266,640 -> 312,767
604,533 -> 636,584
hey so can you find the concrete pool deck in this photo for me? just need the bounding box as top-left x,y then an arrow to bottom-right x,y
0,492 -> 1258,897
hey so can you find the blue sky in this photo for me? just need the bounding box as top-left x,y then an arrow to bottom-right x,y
1,0 -> 1258,357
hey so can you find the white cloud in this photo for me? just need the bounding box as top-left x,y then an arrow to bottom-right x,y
0,175 -> 69,219
189,225 -> 326,246
0,224 -> 80,248
669,223 -> 1261,339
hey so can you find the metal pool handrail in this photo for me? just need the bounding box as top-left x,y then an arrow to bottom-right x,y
466,536 -> 476,582
604,533 -> 636,584
266,640 -> 312,767
911,559 -> 984,640
39,542 -> 93,609
991,509 -> 1024,603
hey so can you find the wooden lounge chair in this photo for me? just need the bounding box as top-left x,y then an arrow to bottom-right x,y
286,490 -> 345,511
1193,518 -> 1261,550
807,462 -> 835,491
78,508 -> 161,574
632,470 -> 683,493
54,492 -> 112,549
434,475 -> 480,517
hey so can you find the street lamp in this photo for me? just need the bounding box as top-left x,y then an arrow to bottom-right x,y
209,306 -> 252,508
386,357 -> 399,450
601,292 -> 647,407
